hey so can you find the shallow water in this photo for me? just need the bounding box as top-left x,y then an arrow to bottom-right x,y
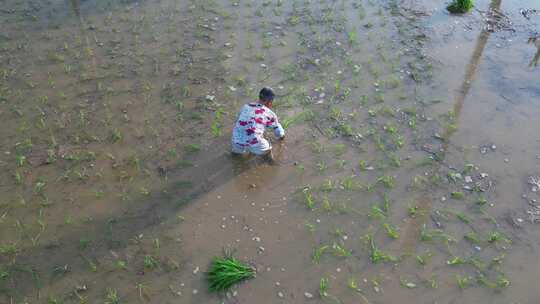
1,0 -> 539,303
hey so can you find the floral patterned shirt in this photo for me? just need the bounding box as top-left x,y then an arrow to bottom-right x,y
231,103 -> 285,148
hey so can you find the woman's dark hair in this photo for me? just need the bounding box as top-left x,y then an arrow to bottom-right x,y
259,87 -> 275,102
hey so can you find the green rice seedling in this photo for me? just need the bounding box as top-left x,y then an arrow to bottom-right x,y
420,225 -> 456,243
447,0 -> 473,14
464,232 -> 481,244
348,30 -> 357,46
336,159 -> 346,169
387,153 -> 401,167
254,52 -> 266,61
305,222 -> 316,233
368,235 -> 397,264
321,195 -> 332,211
446,256 -> 466,266
116,260 -> 127,270
15,154 -> 26,167
340,176 -> 355,190
408,117 -> 417,129
416,251 -> 432,265
206,254 -> 255,292
211,121 -> 221,137
185,143 -> 201,153
331,243 -> 351,258
368,204 -> 386,220
0,268 -> 9,281
455,212 -> 472,224
316,161 -> 327,172
312,245 -> 329,264
303,188 -> 315,210
143,255 -> 158,269
14,171 -> 23,185
380,194 -> 390,213
0,243 -> 19,255
105,288 -> 120,304
383,223 -> 399,239
393,134 -> 404,148
495,275 -> 510,289
347,277 -> 360,291
79,238 -> 90,250
490,254 -> 505,268
385,75 -> 400,89
463,163 -> 475,174
358,160 -> 367,171
321,179 -> 334,192
34,178 -> 47,194
450,191 -> 464,200
319,277 -> 329,297
334,143 -> 346,156
487,231 -> 511,245
83,257 -> 97,272
374,93 -> 384,103
312,142 -> 324,153
475,197 -> 487,207
136,282 -> 150,301
467,257 -> 486,271
110,129 -> 122,142
383,123 -> 397,134
456,275 -> 473,289
377,175 -> 394,188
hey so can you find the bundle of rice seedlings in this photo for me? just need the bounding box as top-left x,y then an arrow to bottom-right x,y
206,253 -> 255,292
447,0 -> 473,14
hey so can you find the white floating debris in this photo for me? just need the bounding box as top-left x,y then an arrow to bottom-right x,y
252,236 -> 261,242
224,42 -> 232,47
193,266 -> 199,274
228,86 -> 237,92
260,63 -> 267,68
277,291 -> 284,298
405,282 -> 416,288
192,289 -> 198,295
205,95 -> 215,101
464,176 -> 473,183
304,292 -> 314,299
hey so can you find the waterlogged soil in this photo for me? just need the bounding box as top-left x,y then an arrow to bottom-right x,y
1,0 -> 539,303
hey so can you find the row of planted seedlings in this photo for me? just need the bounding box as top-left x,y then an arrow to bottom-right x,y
272,0 -> 513,301
0,0 -> 237,301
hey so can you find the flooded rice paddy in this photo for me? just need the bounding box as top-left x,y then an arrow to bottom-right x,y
1,0 -> 540,303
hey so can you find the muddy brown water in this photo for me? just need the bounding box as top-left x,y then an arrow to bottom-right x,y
1,0 -> 539,303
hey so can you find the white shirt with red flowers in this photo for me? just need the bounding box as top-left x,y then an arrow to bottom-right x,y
231,103 -> 285,153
